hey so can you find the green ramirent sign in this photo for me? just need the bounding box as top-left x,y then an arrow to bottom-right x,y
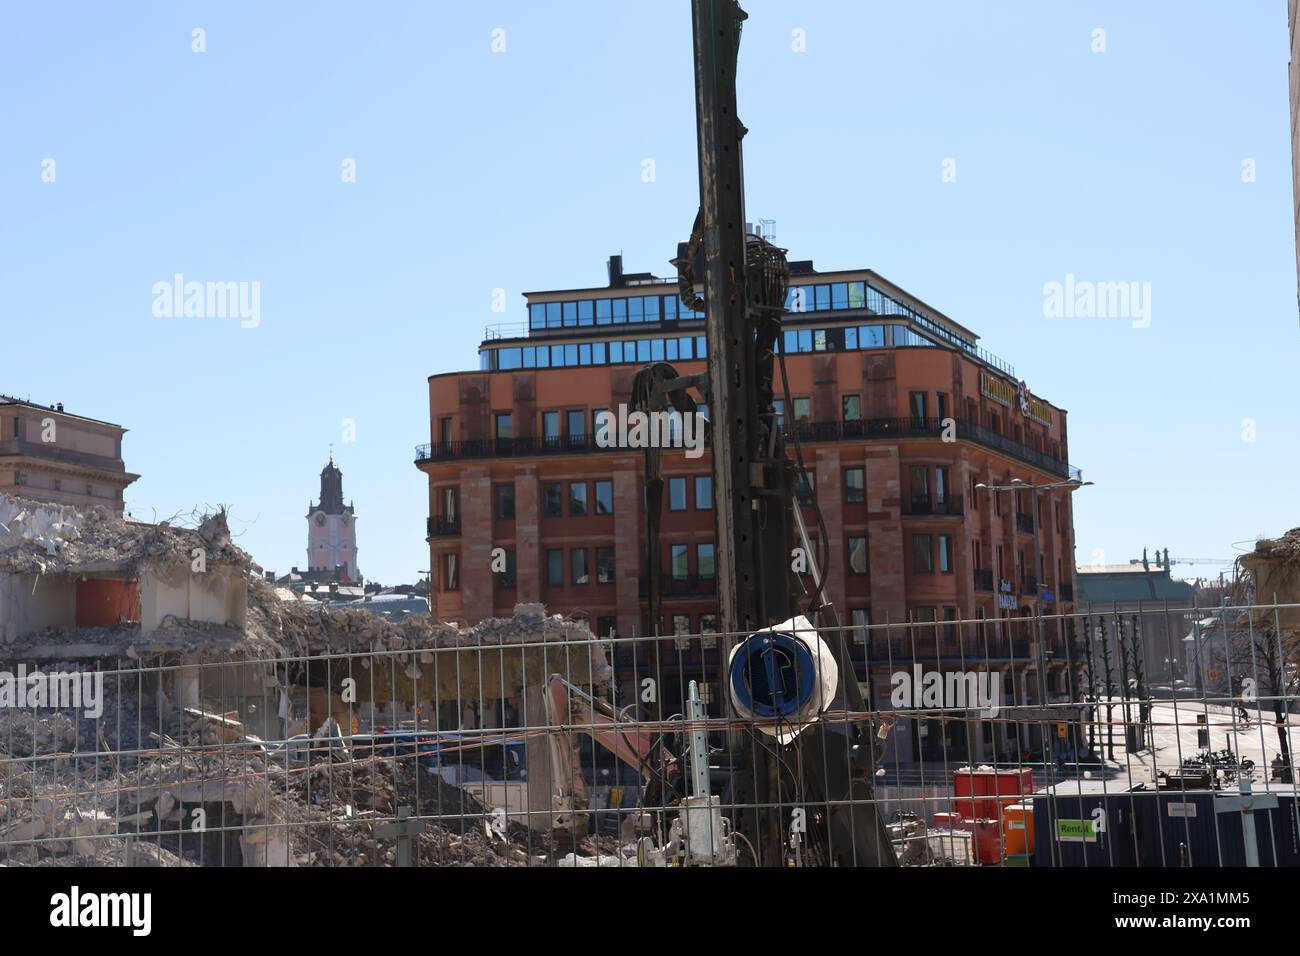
1056,819 -> 1098,843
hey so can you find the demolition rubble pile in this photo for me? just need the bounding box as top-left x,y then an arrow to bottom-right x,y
1,704 -> 609,867
1239,528 -> 1300,636
243,573 -> 598,659
0,494 -> 247,579
1,498 -> 612,866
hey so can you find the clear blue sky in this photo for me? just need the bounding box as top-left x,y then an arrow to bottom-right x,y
2,1 -> 1296,586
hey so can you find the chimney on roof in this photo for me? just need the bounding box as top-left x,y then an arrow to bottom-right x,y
607,254 -> 623,288
1142,548 -> 1149,572
56,403 -> 64,412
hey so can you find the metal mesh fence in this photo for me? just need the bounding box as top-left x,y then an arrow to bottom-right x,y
1,603 -> 1296,867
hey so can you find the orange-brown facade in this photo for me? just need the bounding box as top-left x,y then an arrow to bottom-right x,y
416,261 -> 1084,762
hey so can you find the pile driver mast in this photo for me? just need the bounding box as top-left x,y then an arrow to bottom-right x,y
673,0 -> 895,865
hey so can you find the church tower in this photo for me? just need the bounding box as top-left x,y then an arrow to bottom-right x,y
306,455 -> 359,582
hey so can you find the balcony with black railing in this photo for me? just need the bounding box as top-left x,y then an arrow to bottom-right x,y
858,635 -> 1031,663
904,494 -> 964,517
426,515 -> 461,537
415,415 -> 1073,479
638,573 -> 718,598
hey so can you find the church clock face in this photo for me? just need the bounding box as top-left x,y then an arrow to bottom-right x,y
314,512 -> 326,527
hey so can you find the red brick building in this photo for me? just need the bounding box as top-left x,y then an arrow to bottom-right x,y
416,255 -> 1085,764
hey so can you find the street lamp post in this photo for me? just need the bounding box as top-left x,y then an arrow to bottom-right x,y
976,475 -> 1093,772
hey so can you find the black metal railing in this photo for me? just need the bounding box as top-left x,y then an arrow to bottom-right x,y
973,567 -> 994,592
904,494 -> 964,516
862,636 -> 1030,662
414,415 -> 1073,479
426,515 -> 460,537
1015,512 -> 1036,534
638,573 -> 717,597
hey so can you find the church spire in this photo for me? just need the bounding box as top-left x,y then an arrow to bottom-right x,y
313,455 -> 345,515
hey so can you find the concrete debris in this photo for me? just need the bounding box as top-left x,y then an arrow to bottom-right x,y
0,495 -> 614,867
0,711 -> 77,756
0,498 -> 80,559
1239,530 -> 1300,636
0,697 -> 623,867
0,492 -> 250,578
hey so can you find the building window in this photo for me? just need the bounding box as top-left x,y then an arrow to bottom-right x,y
851,607 -> 870,644
571,548 -> 588,585
909,392 -> 926,420
542,411 -> 560,442
495,413 -> 513,440
543,482 -> 562,518
439,417 -> 453,446
697,543 -> 715,579
845,468 -> 864,504
909,466 -> 930,508
797,471 -> 815,506
970,473 -> 979,511
596,547 -> 615,584
935,467 -> 949,505
938,534 -> 953,574
668,477 -> 687,511
596,616 -> 617,640
695,475 -> 713,510
912,606 -> 937,642
670,544 -> 689,580
440,487 -> 458,520
700,613 -> 718,649
673,615 -> 692,650
594,480 -> 613,515
793,397 -> 812,424
912,534 -> 933,574
848,536 -> 868,575
569,482 -> 588,516
936,393 -> 948,422
842,395 -> 861,422
495,483 -> 515,520
942,606 -> 958,642
593,408 -> 610,437
566,409 -> 586,445
444,553 -> 459,591
773,399 -> 785,427
496,550 -> 516,588
546,549 -> 564,587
